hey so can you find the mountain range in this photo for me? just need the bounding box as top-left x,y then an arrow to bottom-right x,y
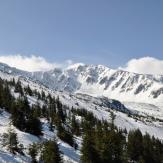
0,62 -> 163,162
0,62 -> 162,106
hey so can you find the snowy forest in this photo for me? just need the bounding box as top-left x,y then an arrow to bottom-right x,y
0,77 -> 162,163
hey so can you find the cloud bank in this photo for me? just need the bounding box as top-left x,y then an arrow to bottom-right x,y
119,57 -> 163,75
0,55 -> 162,75
0,55 -> 72,72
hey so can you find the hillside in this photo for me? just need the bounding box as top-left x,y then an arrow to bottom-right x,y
0,62 -> 163,106
0,63 -> 162,162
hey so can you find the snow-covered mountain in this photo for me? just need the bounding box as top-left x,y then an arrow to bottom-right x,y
0,66 -> 162,139
0,62 -> 163,162
0,62 -> 163,106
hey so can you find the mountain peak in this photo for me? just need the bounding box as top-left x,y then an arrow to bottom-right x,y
66,63 -> 86,70
0,61 -> 162,105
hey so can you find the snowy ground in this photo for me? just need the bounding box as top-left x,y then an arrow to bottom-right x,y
0,111 -> 80,163
0,70 -> 163,162
124,102 -> 163,119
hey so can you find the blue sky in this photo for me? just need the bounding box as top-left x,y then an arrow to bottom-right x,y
0,0 -> 162,69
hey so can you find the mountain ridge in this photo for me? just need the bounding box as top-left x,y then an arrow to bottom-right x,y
0,62 -> 162,106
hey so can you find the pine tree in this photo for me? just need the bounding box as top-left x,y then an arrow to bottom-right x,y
28,143 -> 38,163
24,85 -> 33,96
142,133 -> 154,163
11,98 -> 42,136
110,111 -> 116,130
41,90 -> 46,101
71,115 -> 81,136
32,103 -> 42,117
57,123 -> 74,147
127,129 -> 143,162
11,102 -> 26,131
0,80 -> 13,112
80,130 -> 100,163
26,114 -> 42,136
2,126 -> 19,154
15,80 -> 24,96
41,138 -> 62,163
100,130 -> 125,163
11,78 -> 16,86
56,97 -> 65,123
48,98 -> 56,131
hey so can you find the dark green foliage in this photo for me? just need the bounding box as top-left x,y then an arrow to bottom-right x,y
28,143 -> 38,163
142,133 -> 155,163
26,114 -> 42,136
81,119 -> 126,163
41,90 -> 46,100
56,97 -> 66,123
57,123 -> 74,147
48,97 -> 56,131
2,127 -> 23,154
71,115 -> 81,136
31,103 -> 42,117
24,85 -> 33,96
142,134 -> 163,163
15,80 -> 24,96
127,130 -> 163,163
11,97 -> 42,136
11,101 -> 26,131
80,130 -> 100,163
101,130 -> 125,163
127,129 -> 143,161
0,79 -> 14,112
41,139 -> 62,163
110,111 -> 116,130
0,77 -> 163,162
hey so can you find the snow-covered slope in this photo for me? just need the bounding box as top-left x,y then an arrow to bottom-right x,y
0,109 -> 80,163
0,68 -> 162,140
0,62 -> 162,106
0,65 -> 163,162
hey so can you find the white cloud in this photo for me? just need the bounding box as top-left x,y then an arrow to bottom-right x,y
0,55 -> 73,72
119,57 -> 163,75
0,55 -> 162,75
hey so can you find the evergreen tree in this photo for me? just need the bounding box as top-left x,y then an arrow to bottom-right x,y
142,133 -> 154,163
127,129 -> 143,162
15,80 -> 24,96
41,90 -> 46,101
37,91 -> 41,100
11,78 -> 16,86
57,123 -> 74,147
11,98 -> 42,136
26,114 -> 42,136
56,98 -> 66,123
110,111 -> 116,130
80,130 -> 100,163
31,103 -> 42,117
99,130 -> 125,163
41,138 -> 62,163
11,102 -> 26,131
24,85 -> 33,96
2,126 -> 20,154
28,143 -> 38,163
71,115 -> 81,136
48,98 -> 56,131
